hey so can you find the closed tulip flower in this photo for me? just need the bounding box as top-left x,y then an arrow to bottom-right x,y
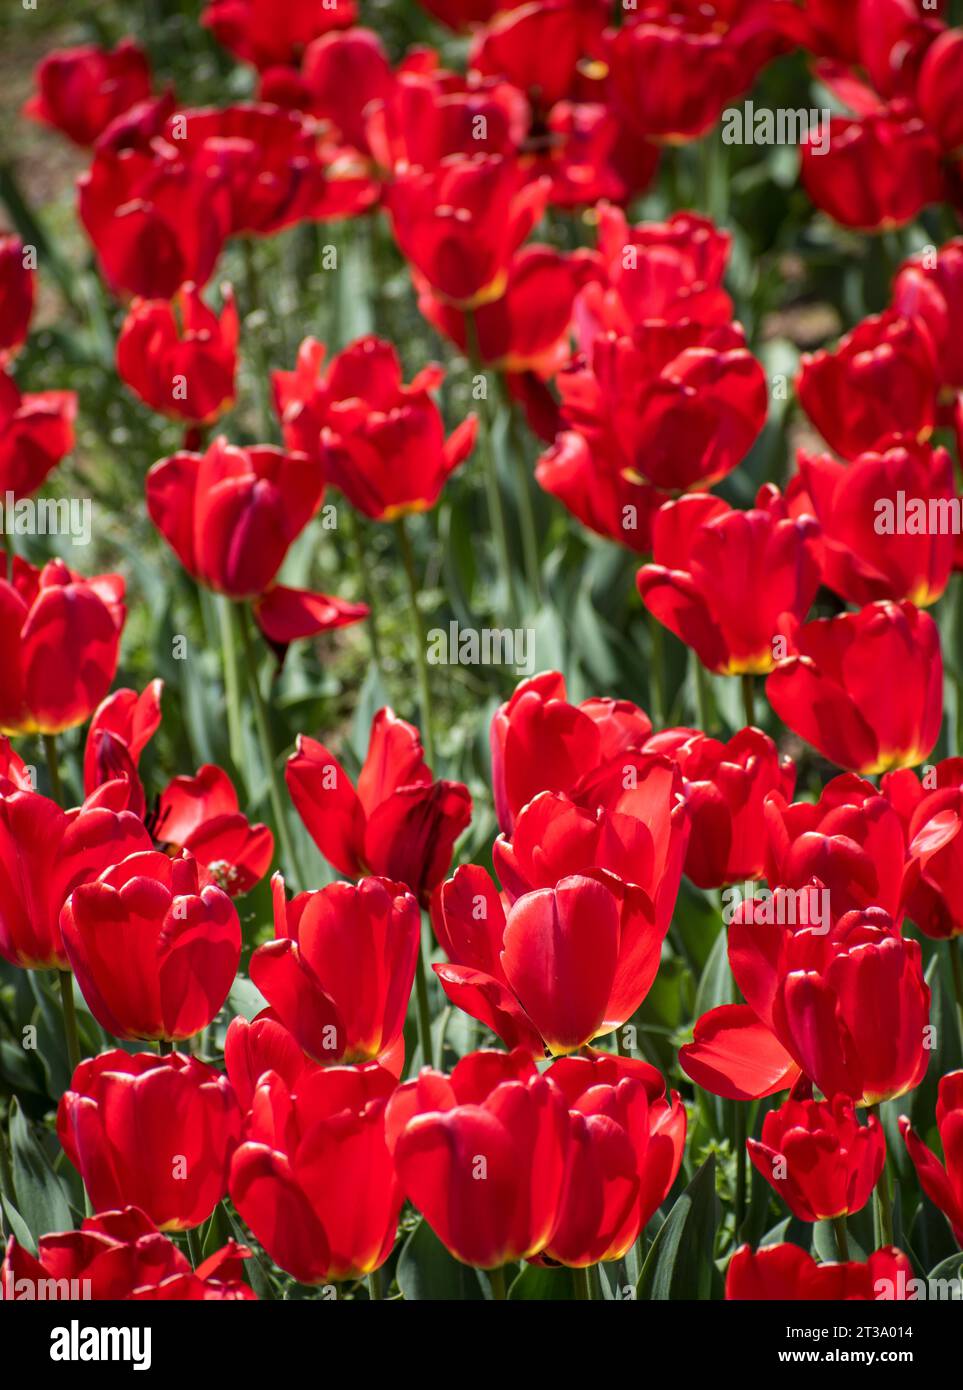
0,370 -> 76,499
489,670 -> 652,833
202,0 -> 356,71
57,1051 -> 241,1230
224,1013 -> 319,1110
747,1093 -> 885,1222
117,282 -> 238,427
637,487 -> 821,676
24,40 -> 152,146
250,874 -> 419,1067
385,1049 -> 569,1268
146,437 -> 367,645
0,557 -> 124,736
800,103 -> 943,231
0,235 -> 35,362
285,707 -> 472,905
883,760 -> 963,939
273,335 -> 476,521
766,601 -> 942,775
0,785 -> 151,971
788,442 -> 957,607
60,851 -> 241,1043
645,726 -> 795,889
230,1063 -> 402,1284
901,1070 -> 963,1245
917,29 -> 963,156
545,1053 -> 686,1266
1,1207 -> 254,1301
763,773 -> 907,925
681,906 -> 930,1107
726,1243 -> 917,1300
892,239 -> 963,391
83,680 -> 163,816
796,311 -> 938,461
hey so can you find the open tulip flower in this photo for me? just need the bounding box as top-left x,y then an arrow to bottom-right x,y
0,370 -> 77,499
385,1048 -> 570,1268
273,334 -> 477,520
884,758 -> 963,939
58,1051 -> 241,1230
747,1090 -> 886,1223
901,1070 -> 963,1245
286,707 -> 472,905
60,850 -> 241,1042
249,874 -> 419,1069
202,0 -> 357,72
230,1063 -> 402,1285
146,436 -> 368,645
1,1207 -> 255,1301
726,1244 -> 917,1300
23,39 -> 153,147
681,904 -> 930,1106
766,601 -> 943,775
155,764 -> 273,895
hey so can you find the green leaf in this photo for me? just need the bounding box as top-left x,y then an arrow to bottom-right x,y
9,1099 -> 72,1242
637,1154 -> 720,1300
2,1194 -> 36,1254
508,1263 -> 577,1300
396,1218 -> 485,1301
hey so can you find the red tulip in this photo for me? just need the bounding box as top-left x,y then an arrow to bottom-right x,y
901,1069 -> 963,1244
24,40 -> 152,146
224,1013 -> 319,1110
575,205 -> 733,343
545,1052 -> 686,1265
287,26 -> 394,152
415,0 -> 513,31
917,28 -> 963,155
555,322 -> 768,493
155,765 -> 273,895
250,874 -> 419,1067
0,370 -> 76,499
202,0 -> 356,71
83,680 -> 163,815
764,773 -> 906,925
681,905 -> 930,1106
61,851 -> 241,1042
800,102 -> 944,231
364,65 -> 527,173
637,486 -> 821,676
230,1063 -> 402,1283
766,600 -> 942,775
285,707 -> 472,904
1,1207 -> 254,1301
416,245 -> 601,376
434,868 -> 671,1056
117,282 -> 238,426
747,1092 -> 885,1222
645,726 -> 795,888
385,1048 -> 569,1267
489,669 -> 651,834
797,311 -> 938,461
769,0 -> 861,62
0,783 -> 151,971
726,1243 -> 917,1300
892,239 -> 963,392
606,3 -> 777,142
883,759 -> 963,939
0,235 -> 35,362
534,430 -> 671,552
385,155 -> 549,307
57,1051 -> 241,1230
146,437 -> 367,646
788,441 -> 957,607
273,335 -> 476,520
0,558 -> 125,737
468,0 -> 608,113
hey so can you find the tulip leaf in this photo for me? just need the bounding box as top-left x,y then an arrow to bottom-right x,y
396,1218 -> 486,1301
637,1154 -> 720,1301
2,1195 -> 36,1254
926,1252 -> 963,1296
508,1263 -> 577,1300
9,1099 -> 72,1243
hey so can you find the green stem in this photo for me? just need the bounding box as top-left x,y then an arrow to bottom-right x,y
648,612 -> 666,727
488,1266 -> 507,1300
573,1265 -> 596,1301
733,1102 -> 747,1237
500,380 -> 542,607
346,510 -> 384,674
0,1108 -> 14,1205
2,530 -> 13,583
616,1028 -> 630,1058
741,673 -> 756,728
832,1216 -> 850,1262
394,516 -> 436,768
58,971 -> 82,1076
870,1106 -> 895,1247
465,313 -> 517,623
413,918 -> 435,1072
241,238 -> 274,438
158,1039 -> 174,1056
217,596 -> 245,771
42,734 -> 62,804
367,1267 -> 383,1300
237,603 -> 304,889
693,651 -> 713,733
949,937 -> 963,1059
